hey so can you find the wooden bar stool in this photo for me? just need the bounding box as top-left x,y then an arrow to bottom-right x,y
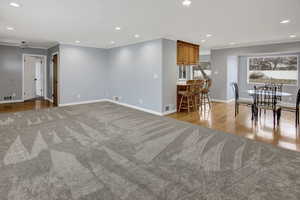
194,80 -> 205,111
200,79 -> 212,109
178,80 -> 196,112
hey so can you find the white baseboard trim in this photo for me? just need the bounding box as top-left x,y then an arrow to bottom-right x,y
0,100 -> 24,104
239,98 -> 252,101
45,98 -> 53,103
104,99 -> 164,116
58,98 -> 175,116
212,98 -> 235,103
162,109 -> 177,115
59,99 -> 107,107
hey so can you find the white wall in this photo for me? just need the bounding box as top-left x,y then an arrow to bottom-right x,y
59,44 -> 108,105
227,56 -> 238,100
45,39 -> 178,114
107,39 -> 163,113
0,45 -> 47,102
10,39 -> 173,114
162,39 -> 177,112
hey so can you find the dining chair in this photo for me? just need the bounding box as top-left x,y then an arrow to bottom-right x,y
178,80 -> 196,112
276,84 -> 283,102
232,83 -> 253,117
279,88 -> 300,127
252,86 -> 281,127
266,83 -> 283,102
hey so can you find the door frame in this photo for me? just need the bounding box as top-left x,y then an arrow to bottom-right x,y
22,54 -> 47,101
50,52 -> 60,106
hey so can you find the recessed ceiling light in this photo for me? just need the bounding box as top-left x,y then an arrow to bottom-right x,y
280,19 -> 290,24
229,42 -> 236,45
75,40 -> 80,43
206,34 -> 212,38
289,34 -> 296,38
182,0 -> 192,7
6,27 -> 15,31
134,34 -> 140,38
115,27 -> 121,31
201,39 -> 206,43
110,41 -> 115,44
9,2 -> 20,8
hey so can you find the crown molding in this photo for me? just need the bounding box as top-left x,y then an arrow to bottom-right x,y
0,42 -> 49,49
211,39 -> 300,50
0,42 -> 20,47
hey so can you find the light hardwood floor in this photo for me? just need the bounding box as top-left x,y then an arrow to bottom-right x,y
168,102 -> 300,152
0,99 -> 53,113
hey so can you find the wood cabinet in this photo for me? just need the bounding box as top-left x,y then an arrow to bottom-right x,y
177,41 -> 200,65
177,42 -> 185,64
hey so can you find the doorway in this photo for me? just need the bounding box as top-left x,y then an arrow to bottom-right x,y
52,53 -> 59,106
23,55 -> 47,101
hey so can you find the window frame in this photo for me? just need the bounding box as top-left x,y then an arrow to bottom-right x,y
178,66 -> 187,81
247,54 -> 299,86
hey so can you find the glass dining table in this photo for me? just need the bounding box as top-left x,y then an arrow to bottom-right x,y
247,90 -> 292,97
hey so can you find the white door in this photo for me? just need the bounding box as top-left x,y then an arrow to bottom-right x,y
24,56 -> 44,100
35,60 -> 44,97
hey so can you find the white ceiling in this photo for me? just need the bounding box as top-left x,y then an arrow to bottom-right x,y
0,0 -> 299,50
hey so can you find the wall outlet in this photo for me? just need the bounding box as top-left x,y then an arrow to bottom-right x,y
139,99 -> 143,104
113,96 -> 120,101
153,74 -> 159,79
77,94 -> 81,99
165,104 -> 175,112
165,105 -> 170,112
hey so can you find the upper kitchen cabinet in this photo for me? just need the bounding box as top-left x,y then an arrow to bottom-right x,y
177,42 -> 185,65
177,40 -> 200,65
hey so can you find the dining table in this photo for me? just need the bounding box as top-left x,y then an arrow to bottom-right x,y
247,90 -> 292,97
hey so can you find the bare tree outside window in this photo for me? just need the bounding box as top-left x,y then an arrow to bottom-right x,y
192,62 -> 211,80
248,55 -> 298,85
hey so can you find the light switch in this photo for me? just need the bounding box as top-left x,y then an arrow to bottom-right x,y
153,74 -> 159,79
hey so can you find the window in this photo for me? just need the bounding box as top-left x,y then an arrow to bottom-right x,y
247,55 -> 298,85
192,62 -> 212,80
178,66 -> 187,81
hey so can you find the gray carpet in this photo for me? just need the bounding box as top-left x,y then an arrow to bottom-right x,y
0,102 -> 299,200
